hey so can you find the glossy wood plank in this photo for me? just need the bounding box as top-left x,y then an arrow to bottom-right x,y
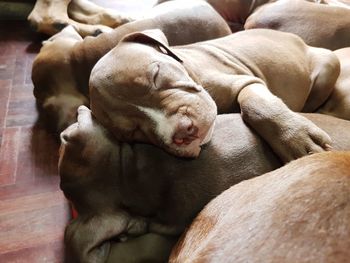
0,21 -> 69,261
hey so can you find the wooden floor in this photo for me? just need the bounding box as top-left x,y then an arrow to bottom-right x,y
0,1 -> 158,261
0,21 -> 70,262
0,1 -> 157,262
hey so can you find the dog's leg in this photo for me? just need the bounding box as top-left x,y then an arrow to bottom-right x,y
237,82 -> 332,163
28,0 -> 113,36
68,0 -> 134,28
28,0 -> 72,35
65,18 -> 113,37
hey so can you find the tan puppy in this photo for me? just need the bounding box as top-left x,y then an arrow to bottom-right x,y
158,0 -> 349,33
60,106 -> 350,262
28,0 -> 269,36
245,0 -> 350,50
28,0 -> 131,36
158,0 -> 273,31
90,28 -> 339,161
171,151 -> 350,263
321,0 -> 350,8
318,47 -> 350,120
32,0 -> 231,133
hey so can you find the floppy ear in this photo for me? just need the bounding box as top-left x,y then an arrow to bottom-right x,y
59,105 -> 96,145
121,29 -> 183,62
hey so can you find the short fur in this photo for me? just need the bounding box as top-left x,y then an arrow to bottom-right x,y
90,28 -> 340,161
171,151 -> 350,263
245,0 -> 350,50
31,0 -> 231,133
60,106 -> 350,262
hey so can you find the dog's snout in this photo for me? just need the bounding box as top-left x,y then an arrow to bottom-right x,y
173,119 -> 199,146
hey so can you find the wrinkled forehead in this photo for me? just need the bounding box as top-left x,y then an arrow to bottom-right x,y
90,43 -> 161,97
99,42 -> 159,73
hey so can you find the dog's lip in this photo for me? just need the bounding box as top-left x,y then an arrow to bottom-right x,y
170,121 -> 214,148
173,135 -> 199,146
168,139 -> 202,157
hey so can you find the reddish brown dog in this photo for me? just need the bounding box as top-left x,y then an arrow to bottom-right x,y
171,151 -> 350,263
245,0 -> 350,50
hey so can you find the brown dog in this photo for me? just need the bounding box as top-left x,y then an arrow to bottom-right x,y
90,28 -> 339,161
60,106 -> 350,262
318,47 -> 350,120
27,0 -> 270,36
157,0 -> 273,31
28,0 -> 132,36
170,151 -> 350,263
245,0 -> 350,50
31,0 -> 231,133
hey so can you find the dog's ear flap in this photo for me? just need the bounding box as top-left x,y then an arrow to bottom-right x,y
59,105 -> 95,145
121,29 -> 183,63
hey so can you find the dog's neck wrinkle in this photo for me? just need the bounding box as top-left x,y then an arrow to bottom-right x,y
118,143 -> 134,187
118,142 -> 176,218
119,142 -> 176,183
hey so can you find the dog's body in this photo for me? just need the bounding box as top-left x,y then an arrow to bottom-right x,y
157,0 -> 273,31
32,0 -> 350,140
318,47 -> 350,120
245,0 -> 350,50
60,106 -> 350,262
90,28 -> 339,161
170,151 -> 350,263
28,0 -> 350,39
32,0 -> 231,133
28,0 -> 135,36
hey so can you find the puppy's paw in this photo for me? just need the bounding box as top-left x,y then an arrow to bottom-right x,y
268,113 -> 332,163
95,10 -> 133,28
69,22 -> 113,37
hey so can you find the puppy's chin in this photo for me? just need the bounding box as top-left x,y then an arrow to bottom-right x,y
165,139 -> 202,158
161,122 -> 215,158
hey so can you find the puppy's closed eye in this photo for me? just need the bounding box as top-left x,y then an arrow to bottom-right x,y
148,62 -> 160,90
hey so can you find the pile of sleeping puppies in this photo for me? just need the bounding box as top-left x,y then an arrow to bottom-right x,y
31,0 -> 350,262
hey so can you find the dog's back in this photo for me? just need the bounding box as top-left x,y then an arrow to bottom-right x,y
171,151 -> 350,263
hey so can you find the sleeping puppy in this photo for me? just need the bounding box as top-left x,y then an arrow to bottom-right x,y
157,0 -> 274,32
245,0 -> 350,50
31,0 -> 231,134
60,106 -> 350,262
90,28 -> 340,162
